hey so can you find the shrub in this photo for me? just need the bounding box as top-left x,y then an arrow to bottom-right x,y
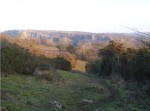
66,44 -> 76,53
51,57 -> 72,71
33,66 -> 61,82
1,40 -> 40,75
86,40 -> 150,81
1,39 -> 71,76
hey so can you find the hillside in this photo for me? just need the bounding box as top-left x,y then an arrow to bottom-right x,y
3,30 -> 145,48
0,33 -> 85,72
1,71 -> 110,111
1,30 -> 150,111
2,71 -> 150,111
2,30 -> 149,71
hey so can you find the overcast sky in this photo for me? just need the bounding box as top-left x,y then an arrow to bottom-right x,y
0,0 -> 150,32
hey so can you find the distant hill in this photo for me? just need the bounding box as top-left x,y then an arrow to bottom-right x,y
2,29 -> 148,48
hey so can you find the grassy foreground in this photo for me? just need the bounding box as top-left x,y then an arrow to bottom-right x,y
2,71 -> 149,111
1,71 -> 110,111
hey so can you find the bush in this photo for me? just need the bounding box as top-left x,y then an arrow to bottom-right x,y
1,40 -> 72,76
33,66 -> 61,82
86,60 -> 101,75
51,57 -> 72,71
66,44 -> 76,53
86,40 -> 150,81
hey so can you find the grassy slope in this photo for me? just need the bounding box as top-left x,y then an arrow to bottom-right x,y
2,71 -> 150,111
1,71 -> 109,111
96,79 -> 150,111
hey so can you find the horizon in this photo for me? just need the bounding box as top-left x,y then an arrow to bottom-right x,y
2,28 -> 147,34
0,0 -> 150,33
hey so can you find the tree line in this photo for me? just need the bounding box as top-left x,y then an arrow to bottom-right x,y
86,40 -> 150,81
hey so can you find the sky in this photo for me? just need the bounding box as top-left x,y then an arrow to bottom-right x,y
0,0 -> 150,33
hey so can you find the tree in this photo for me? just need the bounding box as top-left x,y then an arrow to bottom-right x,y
51,57 -> 72,71
66,44 -> 76,53
98,40 -> 125,76
86,39 -> 150,81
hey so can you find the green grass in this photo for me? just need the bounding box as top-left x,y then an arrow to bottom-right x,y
1,71 -> 110,111
94,79 -> 150,111
2,71 -> 149,111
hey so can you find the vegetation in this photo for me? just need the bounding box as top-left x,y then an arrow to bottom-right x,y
33,65 -> 63,83
2,71 -> 150,111
51,57 -> 71,71
1,71 -> 110,111
86,40 -> 150,104
72,60 -> 86,72
1,39 -> 72,76
66,44 -> 76,54
87,40 -> 150,81
1,31 -> 150,111
85,40 -> 150,111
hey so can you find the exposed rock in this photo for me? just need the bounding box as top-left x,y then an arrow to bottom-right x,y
50,101 -> 63,109
19,31 -> 30,39
82,99 -> 93,104
3,30 -> 142,48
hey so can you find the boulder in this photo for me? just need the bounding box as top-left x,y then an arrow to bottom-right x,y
82,99 -> 93,104
50,101 -> 62,109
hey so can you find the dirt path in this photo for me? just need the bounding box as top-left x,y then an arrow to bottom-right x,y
77,73 -> 118,111
98,79 -> 118,103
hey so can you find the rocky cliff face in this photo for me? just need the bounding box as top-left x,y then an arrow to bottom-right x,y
19,31 -> 30,39
3,30 -> 148,48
